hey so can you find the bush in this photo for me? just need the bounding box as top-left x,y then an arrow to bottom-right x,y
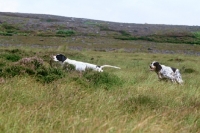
1,56 -> 65,83
193,31 -> 200,39
0,31 -> 13,36
119,30 -> 131,36
0,62 -> 6,68
1,23 -> 19,30
3,54 -> 21,62
3,65 -> 25,77
56,30 -> 75,36
36,67 -> 65,83
74,70 -> 124,89
17,57 -> 44,70
183,68 -> 196,74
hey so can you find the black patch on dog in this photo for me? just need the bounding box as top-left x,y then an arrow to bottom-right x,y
56,54 -> 67,62
153,62 -> 162,72
97,65 -> 101,68
171,67 -> 177,73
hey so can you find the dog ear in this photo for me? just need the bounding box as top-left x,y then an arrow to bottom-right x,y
61,55 -> 66,62
56,54 -> 67,62
154,62 -> 162,72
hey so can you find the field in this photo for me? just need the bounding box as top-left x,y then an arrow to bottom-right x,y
0,12 -> 200,133
0,45 -> 200,133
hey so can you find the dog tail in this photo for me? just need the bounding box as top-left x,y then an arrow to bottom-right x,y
100,65 -> 121,69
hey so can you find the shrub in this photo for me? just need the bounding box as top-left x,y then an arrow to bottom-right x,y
74,70 -> 124,89
99,25 -> 112,31
0,62 -> 6,68
119,30 -> 131,36
5,54 -> 21,62
1,56 -> 65,83
193,31 -> 200,39
3,65 -> 25,77
0,31 -> 13,36
0,68 -> 3,77
56,30 -> 75,36
9,49 -> 21,54
1,23 -> 19,30
17,57 -> 44,70
36,67 -> 65,83
183,68 -> 196,74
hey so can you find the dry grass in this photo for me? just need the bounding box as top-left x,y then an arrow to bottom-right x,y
0,46 -> 200,133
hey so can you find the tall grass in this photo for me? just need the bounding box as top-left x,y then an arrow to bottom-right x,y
0,47 -> 200,132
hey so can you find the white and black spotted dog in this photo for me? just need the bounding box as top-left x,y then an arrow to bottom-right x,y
149,61 -> 183,84
52,54 -> 121,72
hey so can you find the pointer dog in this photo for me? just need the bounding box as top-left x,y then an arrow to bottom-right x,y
150,61 -> 183,84
52,54 -> 121,72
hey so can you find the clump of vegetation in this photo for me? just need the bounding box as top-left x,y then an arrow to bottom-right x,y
0,56 -> 65,83
0,62 -> 6,68
0,23 -> 19,36
1,57 -> 44,78
36,67 -> 65,83
56,30 -> 75,36
168,58 -> 184,62
193,31 -> 200,39
1,23 -> 19,30
119,30 -> 131,36
183,68 -> 196,74
2,65 -> 25,77
115,31 -> 200,44
74,69 -> 124,89
4,54 -> 21,62
17,56 -> 44,70
121,95 -> 160,113
98,25 -> 113,31
0,31 -> 13,36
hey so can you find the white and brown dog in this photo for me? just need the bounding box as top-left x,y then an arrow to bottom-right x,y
150,61 -> 183,84
52,54 -> 121,72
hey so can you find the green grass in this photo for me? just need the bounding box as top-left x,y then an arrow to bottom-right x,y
56,30 -> 75,36
115,31 -> 200,45
193,31 -> 200,39
0,47 -> 200,133
0,23 -> 30,36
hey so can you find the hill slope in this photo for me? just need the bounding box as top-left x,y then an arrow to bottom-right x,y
1,12 -> 200,39
1,12 -> 200,55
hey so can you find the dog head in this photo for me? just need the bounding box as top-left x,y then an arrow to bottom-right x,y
53,54 -> 67,62
150,61 -> 162,72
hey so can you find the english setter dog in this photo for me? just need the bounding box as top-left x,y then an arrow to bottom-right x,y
150,61 -> 183,84
52,54 -> 121,72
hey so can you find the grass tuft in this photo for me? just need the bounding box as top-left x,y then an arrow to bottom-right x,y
73,69 -> 124,89
36,67 -> 65,83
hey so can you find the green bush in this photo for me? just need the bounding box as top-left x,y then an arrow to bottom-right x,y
99,25 -> 111,31
0,56 -> 65,83
3,65 -> 25,77
5,54 -> 21,62
119,30 -> 131,36
56,30 -> 75,36
0,31 -> 13,36
1,23 -> 19,30
36,67 -> 65,83
0,62 -> 6,68
193,31 -> 200,39
74,70 -> 124,89
183,68 -> 196,74
0,68 -> 3,77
